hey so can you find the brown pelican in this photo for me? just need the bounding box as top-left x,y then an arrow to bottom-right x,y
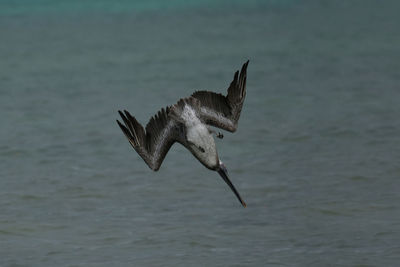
117,61 -> 249,207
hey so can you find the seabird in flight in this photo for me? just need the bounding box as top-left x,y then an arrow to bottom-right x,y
117,60 -> 249,207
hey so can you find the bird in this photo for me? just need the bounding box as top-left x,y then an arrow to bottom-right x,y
116,60 -> 249,207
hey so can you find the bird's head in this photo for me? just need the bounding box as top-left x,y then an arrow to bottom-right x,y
186,128 -> 246,207
189,145 -> 246,207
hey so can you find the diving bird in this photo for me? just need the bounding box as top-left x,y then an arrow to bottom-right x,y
117,60 -> 249,207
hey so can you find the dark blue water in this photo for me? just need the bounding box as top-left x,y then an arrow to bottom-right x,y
1,1 -> 400,266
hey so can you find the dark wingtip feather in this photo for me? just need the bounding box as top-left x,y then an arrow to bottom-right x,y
117,119 -> 139,148
240,60 -> 249,77
123,110 -> 144,146
118,110 -> 129,126
234,70 -> 239,83
117,119 -> 131,138
238,60 -> 249,96
123,110 -> 132,119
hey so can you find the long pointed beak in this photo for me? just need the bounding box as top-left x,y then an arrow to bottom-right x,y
217,164 -> 247,207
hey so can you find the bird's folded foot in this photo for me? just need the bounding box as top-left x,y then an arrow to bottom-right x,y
208,128 -> 224,139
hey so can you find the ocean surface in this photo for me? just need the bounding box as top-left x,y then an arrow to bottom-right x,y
1,0 -> 400,266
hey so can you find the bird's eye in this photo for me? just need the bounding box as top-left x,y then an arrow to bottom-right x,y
198,146 -> 205,153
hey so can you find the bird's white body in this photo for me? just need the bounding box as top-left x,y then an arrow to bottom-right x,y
181,104 -> 218,169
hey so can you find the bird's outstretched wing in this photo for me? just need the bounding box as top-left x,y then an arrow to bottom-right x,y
191,60 -> 249,132
117,107 -> 183,171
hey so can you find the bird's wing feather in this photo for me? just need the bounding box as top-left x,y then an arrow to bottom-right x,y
191,60 -> 249,132
117,107 -> 183,171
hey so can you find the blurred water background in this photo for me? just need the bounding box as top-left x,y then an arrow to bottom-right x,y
1,0 -> 400,266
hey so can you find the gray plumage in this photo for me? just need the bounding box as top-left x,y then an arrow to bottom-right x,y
117,60 -> 249,207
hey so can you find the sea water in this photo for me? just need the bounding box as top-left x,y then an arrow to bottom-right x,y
1,0 -> 399,266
